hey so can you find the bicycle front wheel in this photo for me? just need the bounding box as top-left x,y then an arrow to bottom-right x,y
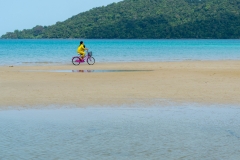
87,57 -> 95,65
72,57 -> 80,65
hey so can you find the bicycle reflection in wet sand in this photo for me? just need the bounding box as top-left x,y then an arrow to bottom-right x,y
72,70 -> 93,73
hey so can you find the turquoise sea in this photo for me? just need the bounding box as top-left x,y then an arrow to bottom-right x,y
0,39 -> 240,65
1,39 -> 240,159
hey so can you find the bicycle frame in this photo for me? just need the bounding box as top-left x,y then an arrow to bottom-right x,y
79,54 -> 91,62
72,51 -> 95,65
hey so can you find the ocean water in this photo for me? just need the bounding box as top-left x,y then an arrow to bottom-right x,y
0,105 -> 240,160
0,39 -> 240,65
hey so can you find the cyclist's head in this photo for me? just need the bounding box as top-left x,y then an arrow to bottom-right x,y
80,41 -> 83,45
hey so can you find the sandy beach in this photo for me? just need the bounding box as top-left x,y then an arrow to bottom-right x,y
0,61 -> 240,107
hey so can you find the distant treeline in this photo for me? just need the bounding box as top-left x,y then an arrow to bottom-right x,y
1,0 -> 240,39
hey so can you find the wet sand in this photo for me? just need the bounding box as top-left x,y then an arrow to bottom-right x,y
0,61 -> 240,107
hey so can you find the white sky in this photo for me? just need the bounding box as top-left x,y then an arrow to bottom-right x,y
0,0 -> 122,35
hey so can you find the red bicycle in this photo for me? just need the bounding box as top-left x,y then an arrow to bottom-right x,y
72,51 -> 95,65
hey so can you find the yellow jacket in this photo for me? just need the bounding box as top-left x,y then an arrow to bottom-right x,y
77,44 -> 85,53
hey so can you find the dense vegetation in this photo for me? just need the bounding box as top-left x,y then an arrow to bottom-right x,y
1,0 -> 240,39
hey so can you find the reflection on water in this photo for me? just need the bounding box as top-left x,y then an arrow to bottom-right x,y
71,70 -> 153,73
0,106 -> 240,160
23,70 -> 153,73
72,70 -> 92,73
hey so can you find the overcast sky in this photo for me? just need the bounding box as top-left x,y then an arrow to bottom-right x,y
0,0 -> 122,36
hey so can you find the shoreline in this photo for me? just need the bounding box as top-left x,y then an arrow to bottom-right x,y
1,60 -> 240,108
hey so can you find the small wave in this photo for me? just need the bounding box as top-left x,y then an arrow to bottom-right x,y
226,130 -> 240,139
22,62 -> 61,64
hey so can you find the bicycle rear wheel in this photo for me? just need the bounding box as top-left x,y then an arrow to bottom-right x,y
72,57 -> 80,65
87,57 -> 95,65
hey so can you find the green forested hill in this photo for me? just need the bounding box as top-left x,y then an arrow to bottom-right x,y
2,0 -> 240,39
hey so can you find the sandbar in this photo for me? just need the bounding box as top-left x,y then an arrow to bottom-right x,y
0,61 -> 240,108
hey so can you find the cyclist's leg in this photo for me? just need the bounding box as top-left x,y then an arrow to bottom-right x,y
83,52 -> 86,58
77,52 -> 83,61
79,51 -> 85,61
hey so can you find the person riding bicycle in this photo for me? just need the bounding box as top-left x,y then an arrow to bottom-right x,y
77,41 -> 88,61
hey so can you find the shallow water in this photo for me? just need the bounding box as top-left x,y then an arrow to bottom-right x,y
23,69 -> 153,73
1,105 -> 240,160
1,39 -> 240,66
